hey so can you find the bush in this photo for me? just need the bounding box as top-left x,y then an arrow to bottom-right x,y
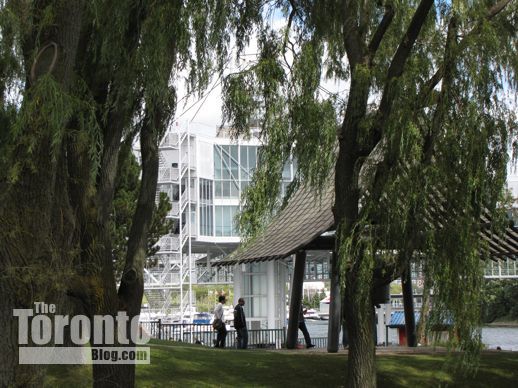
481,279 -> 518,323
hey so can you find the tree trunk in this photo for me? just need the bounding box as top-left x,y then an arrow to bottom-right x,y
286,250 -> 306,349
327,251 -> 341,352
117,113 -> 160,386
342,250 -> 377,388
0,1 -> 85,386
0,281 -> 18,387
334,55 -> 376,386
402,264 -> 417,347
417,275 -> 432,346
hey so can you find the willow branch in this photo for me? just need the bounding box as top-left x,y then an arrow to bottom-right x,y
368,5 -> 395,66
385,0 -> 434,80
416,0 -> 513,108
370,0 -> 433,145
282,0 -> 297,71
422,15 -> 458,165
487,0 -> 513,18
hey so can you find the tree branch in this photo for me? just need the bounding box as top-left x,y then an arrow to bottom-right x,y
342,0 -> 366,68
370,0 -> 434,147
358,0 -> 371,40
416,0 -> 513,108
487,0 -> 513,18
422,15 -> 458,165
368,5 -> 395,66
282,0 -> 297,71
386,0 -> 434,80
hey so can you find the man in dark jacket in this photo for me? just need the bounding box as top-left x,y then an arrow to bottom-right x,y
234,297 -> 248,349
299,305 -> 315,348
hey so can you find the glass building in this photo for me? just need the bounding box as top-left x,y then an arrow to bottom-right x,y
144,123 -> 296,323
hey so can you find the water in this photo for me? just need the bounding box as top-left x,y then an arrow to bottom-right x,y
481,327 -> 518,351
305,320 -> 518,351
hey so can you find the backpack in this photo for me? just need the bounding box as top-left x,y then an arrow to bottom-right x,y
212,318 -> 223,331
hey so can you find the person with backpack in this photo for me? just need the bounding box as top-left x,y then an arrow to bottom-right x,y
213,295 -> 227,348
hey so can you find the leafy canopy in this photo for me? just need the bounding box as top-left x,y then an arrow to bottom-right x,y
222,0 -> 518,367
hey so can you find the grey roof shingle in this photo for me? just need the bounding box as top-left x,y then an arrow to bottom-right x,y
218,179 -> 518,266
219,181 -> 335,264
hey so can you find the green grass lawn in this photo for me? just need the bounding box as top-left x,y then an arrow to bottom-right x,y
45,341 -> 518,387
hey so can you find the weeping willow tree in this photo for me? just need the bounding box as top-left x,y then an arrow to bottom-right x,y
0,1 -> 259,387
223,1 -> 517,387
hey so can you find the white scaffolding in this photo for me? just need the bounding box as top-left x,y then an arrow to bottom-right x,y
143,121 -> 196,320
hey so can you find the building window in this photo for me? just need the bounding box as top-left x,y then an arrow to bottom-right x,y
243,262 -> 267,318
214,145 -> 240,198
215,205 -> 239,236
214,144 -> 259,199
199,179 -> 213,236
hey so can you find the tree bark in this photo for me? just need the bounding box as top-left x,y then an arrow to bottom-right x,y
417,275 -> 432,346
0,1 -> 85,386
287,250 -> 306,349
327,251 -> 341,353
116,111 -> 160,386
402,264 -> 417,347
334,51 -> 376,385
343,259 -> 376,388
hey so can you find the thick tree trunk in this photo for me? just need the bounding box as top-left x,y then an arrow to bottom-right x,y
0,2 -> 85,386
334,58 -> 376,386
287,250 -> 306,349
0,281 -> 19,387
402,264 -> 417,347
0,143 -> 55,385
342,250 -> 377,388
327,251 -> 341,352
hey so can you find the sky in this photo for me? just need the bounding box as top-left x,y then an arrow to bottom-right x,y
170,5 -> 518,193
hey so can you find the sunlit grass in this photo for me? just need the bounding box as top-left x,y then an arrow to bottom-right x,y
45,341 -> 518,387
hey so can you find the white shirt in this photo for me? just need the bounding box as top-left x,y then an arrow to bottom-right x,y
214,303 -> 224,320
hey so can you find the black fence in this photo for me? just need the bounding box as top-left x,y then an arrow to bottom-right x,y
140,321 -> 327,349
297,337 -> 328,348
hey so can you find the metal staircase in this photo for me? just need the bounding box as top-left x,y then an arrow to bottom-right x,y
143,121 -> 196,319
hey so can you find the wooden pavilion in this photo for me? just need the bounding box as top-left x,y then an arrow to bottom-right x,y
217,180 -> 518,351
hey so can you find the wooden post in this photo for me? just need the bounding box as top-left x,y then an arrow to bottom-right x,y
402,264 -> 417,347
286,250 -> 306,349
327,251 -> 341,352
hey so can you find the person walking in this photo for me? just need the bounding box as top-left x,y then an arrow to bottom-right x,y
233,297 -> 248,349
213,295 -> 227,348
299,305 -> 315,348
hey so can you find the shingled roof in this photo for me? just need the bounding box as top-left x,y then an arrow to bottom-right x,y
217,180 -> 518,266
219,181 -> 335,265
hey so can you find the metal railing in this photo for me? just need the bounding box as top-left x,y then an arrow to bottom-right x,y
140,321 -> 291,349
157,236 -> 180,252
169,202 -> 180,217
143,272 -> 181,288
159,167 -> 180,182
297,337 -> 327,348
160,132 -> 179,148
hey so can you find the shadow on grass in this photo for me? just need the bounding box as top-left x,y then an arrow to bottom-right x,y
44,341 -> 518,388
139,341 -> 347,387
377,352 -> 518,388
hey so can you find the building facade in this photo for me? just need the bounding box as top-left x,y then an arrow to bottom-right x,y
143,122 -> 517,329
143,122 -> 295,325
